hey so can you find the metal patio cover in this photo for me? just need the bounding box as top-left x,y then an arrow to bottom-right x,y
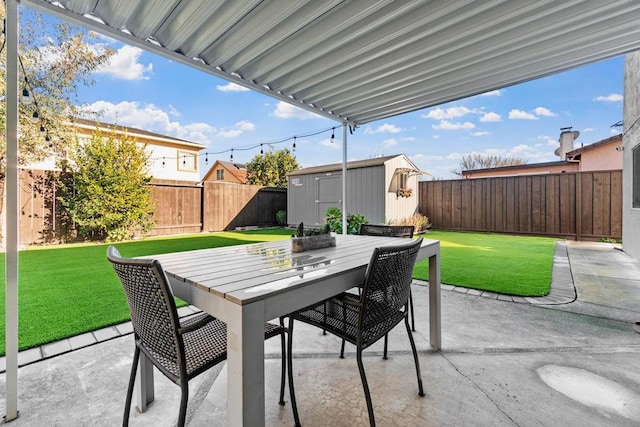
24,0 -> 640,127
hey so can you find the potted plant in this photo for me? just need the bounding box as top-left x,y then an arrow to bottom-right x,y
291,222 -> 336,253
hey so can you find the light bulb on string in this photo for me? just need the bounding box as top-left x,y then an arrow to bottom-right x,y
31,110 -> 40,123
330,127 -> 335,143
293,136 -> 296,151
162,157 -> 166,167
230,149 -> 234,161
45,134 -> 52,147
182,155 -> 186,166
22,88 -> 33,105
205,152 -> 209,164
40,124 -> 46,134
260,144 -> 263,155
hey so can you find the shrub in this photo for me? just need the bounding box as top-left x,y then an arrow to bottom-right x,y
324,207 -> 368,234
389,213 -> 431,233
276,210 -> 287,225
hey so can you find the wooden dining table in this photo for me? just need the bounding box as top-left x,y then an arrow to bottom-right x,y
137,234 -> 441,427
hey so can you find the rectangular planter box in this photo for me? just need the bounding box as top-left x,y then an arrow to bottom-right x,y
291,234 -> 336,253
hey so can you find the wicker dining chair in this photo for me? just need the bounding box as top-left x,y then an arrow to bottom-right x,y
107,246 -> 296,427
287,238 -> 425,427
349,224 -> 416,359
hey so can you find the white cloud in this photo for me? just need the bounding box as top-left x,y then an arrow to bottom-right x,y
273,101 -> 323,120
583,127 -> 595,132
365,123 -> 402,134
432,120 -> 475,130
217,120 -> 256,138
537,135 -> 552,140
547,139 -> 558,146
508,109 -> 538,120
479,89 -> 502,97
216,82 -> 250,92
432,135 -> 440,139
95,45 -> 153,80
473,131 -> 490,136
595,93 -> 623,102
319,138 -> 340,150
423,106 -> 474,120
479,112 -> 501,122
81,100 -> 215,144
534,107 -> 556,117
383,138 -> 398,147
611,128 -> 622,135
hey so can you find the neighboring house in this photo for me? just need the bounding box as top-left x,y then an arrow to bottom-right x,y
202,160 -> 248,184
462,131 -> 623,179
287,154 -> 424,226
25,118 -> 206,183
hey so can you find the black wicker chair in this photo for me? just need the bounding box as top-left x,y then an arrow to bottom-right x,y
107,246 -> 296,427
349,224 -> 416,359
287,238 -> 425,427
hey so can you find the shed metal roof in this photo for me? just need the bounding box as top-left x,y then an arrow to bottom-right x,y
289,154 -> 410,176
24,0 -> 640,127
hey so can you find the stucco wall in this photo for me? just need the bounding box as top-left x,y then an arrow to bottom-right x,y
579,141 -> 623,171
623,52 -> 640,260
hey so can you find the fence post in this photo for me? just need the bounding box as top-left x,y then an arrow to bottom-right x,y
575,173 -> 582,241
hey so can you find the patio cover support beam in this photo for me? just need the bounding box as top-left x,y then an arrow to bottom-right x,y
5,0 -> 20,421
341,123 -> 347,235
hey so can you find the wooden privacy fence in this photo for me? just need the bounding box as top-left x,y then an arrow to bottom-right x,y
18,170 -> 286,245
418,170 -> 622,240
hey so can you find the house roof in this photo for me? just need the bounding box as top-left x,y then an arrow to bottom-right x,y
26,1 -> 640,127
566,134 -> 622,159
462,160 -> 573,175
288,154 -> 414,176
73,118 -> 206,150
202,160 -> 248,183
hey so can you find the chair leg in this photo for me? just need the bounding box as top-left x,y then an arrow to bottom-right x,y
178,378 -> 189,427
356,347 -> 376,427
383,334 -> 388,360
279,317 -> 286,406
123,347 -> 140,427
409,290 -> 416,332
405,317 -> 425,397
340,339 -> 346,359
287,317 -> 302,427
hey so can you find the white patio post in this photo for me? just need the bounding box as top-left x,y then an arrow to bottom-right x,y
5,0 -> 20,421
341,122 -> 348,235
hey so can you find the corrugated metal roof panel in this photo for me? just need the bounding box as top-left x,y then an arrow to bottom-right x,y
25,0 -> 640,126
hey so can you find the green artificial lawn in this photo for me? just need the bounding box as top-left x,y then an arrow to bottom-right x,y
0,229 -> 292,355
413,230 -> 556,297
0,228 -> 556,355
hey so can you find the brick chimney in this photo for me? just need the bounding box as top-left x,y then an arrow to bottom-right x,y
554,127 -> 580,160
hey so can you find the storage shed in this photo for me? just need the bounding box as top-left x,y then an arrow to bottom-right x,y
287,154 -> 423,226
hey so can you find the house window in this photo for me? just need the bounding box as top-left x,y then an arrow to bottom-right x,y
216,169 -> 224,181
634,145 -> 640,208
178,151 -> 197,172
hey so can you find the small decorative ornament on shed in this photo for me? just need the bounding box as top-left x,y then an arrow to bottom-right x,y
397,188 -> 413,198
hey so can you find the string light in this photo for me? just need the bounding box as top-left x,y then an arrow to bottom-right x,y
205,152 -> 209,164
260,144 -> 263,155
148,125 -> 338,163
330,127 -> 335,143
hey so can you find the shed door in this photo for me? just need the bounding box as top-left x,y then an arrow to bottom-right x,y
316,175 -> 341,225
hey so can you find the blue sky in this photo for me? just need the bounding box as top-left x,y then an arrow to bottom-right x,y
76,36 -> 624,180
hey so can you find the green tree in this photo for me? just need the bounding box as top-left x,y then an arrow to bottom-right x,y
451,154 -> 527,177
58,127 -> 154,241
246,148 -> 299,187
0,5 -> 114,217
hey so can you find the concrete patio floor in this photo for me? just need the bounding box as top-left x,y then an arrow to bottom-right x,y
1,241 -> 640,426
